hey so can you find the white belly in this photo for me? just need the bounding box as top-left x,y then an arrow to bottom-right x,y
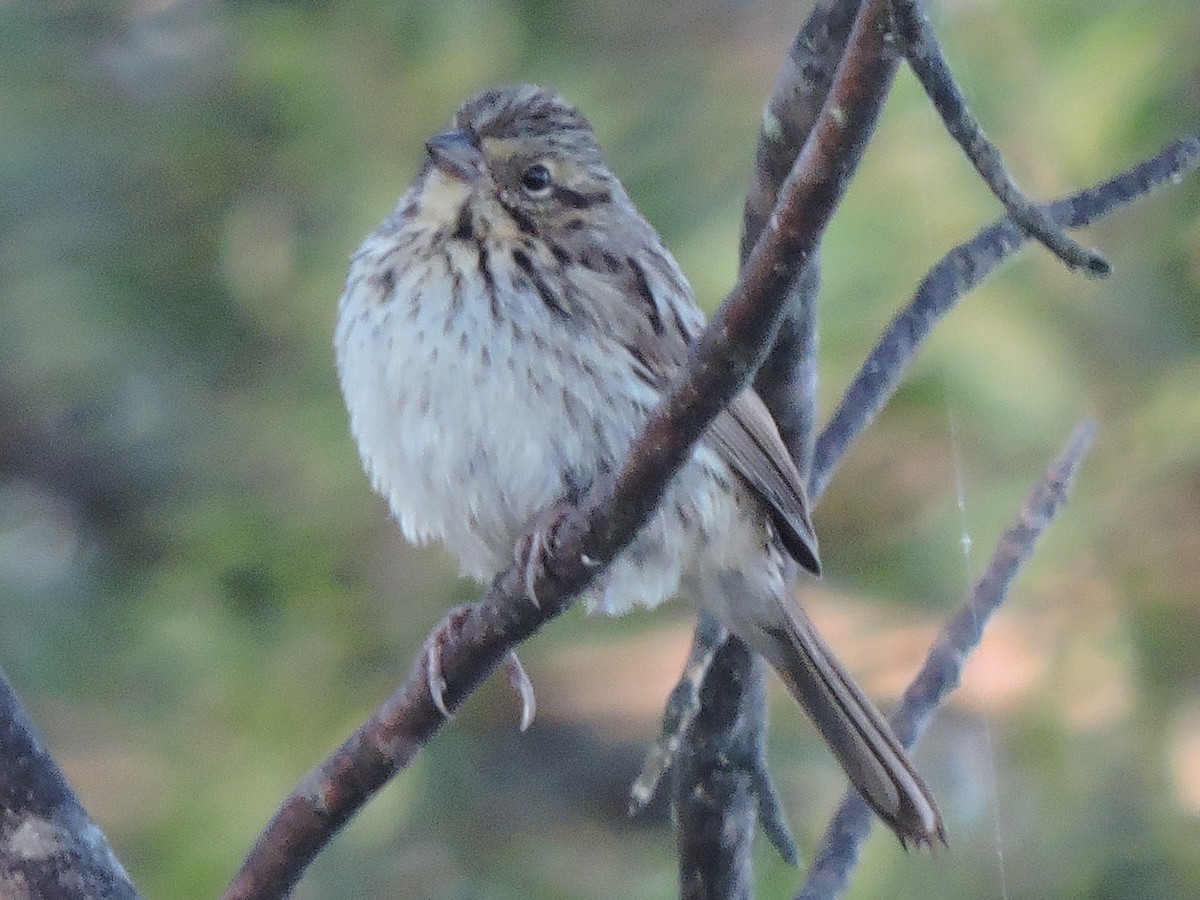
336,229 -> 768,615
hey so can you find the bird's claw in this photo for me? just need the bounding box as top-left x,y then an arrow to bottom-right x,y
421,606 -> 537,731
504,651 -> 537,731
514,503 -> 572,609
423,606 -> 472,720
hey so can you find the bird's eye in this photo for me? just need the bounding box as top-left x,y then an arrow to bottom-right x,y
520,163 -> 553,196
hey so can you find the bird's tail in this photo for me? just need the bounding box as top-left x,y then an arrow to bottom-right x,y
755,599 -> 946,848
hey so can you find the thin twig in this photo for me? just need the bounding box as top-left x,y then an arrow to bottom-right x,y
888,0 -> 1111,277
811,133 -> 1200,503
631,616 -> 727,814
796,420 -> 1098,900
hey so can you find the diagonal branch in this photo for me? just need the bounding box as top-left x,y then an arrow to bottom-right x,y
747,0 -> 866,469
221,3 -> 902,896
796,420 -> 1098,900
571,0 -> 897,569
742,0 -> 866,269
0,666 -> 141,899
888,0 -> 1111,277
811,133 -> 1200,503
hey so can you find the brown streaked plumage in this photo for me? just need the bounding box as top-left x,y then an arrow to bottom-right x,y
335,84 -> 944,847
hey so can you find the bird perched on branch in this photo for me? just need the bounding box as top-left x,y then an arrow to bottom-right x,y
335,84 -> 944,848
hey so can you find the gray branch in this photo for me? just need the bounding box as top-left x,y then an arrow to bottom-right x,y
797,421 -> 1098,899
0,666 -> 141,900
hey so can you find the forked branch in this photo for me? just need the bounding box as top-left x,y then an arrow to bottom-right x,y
888,0 -> 1111,276
812,132 -> 1200,501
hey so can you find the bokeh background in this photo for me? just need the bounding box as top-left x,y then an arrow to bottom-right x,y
2,0 -> 1198,897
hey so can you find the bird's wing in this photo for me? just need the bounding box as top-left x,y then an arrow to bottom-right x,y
707,392 -> 820,574
610,246 -> 820,575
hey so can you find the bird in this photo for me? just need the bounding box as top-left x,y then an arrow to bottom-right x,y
334,83 -> 944,847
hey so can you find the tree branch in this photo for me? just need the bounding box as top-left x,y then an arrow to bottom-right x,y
0,667 -> 141,900
675,636 -> 775,900
665,0 -> 899,889
221,3 -> 903,896
888,0 -> 1111,277
797,420 -> 1098,900
811,132 -> 1200,502
659,63 -> 1200,900
747,0 -> 866,469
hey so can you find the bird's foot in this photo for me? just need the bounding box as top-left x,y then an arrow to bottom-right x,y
422,605 -> 537,731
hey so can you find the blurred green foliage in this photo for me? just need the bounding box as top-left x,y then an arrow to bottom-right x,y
1,0 -> 1197,897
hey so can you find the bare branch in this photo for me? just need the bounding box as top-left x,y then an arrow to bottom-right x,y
811,133 -> 1200,503
748,0 -> 862,463
631,616 -> 727,815
0,667 -> 141,900
797,420 -> 1098,900
888,0 -> 1110,277
742,0 -> 865,267
675,638 -> 775,900
666,0 -> 899,888
222,3 -> 904,895
670,96 -> 1199,900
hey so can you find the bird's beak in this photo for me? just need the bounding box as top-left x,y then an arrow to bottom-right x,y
425,128 -> 483,183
